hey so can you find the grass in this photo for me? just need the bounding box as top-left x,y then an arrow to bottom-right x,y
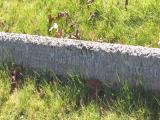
0,64 -> 159,120
0,0 -> 160,47
0,1 -> 160,119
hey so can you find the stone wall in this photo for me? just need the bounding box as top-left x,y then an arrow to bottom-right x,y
0,32 -> 160,90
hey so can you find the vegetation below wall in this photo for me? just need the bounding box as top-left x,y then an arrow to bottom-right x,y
0,0 -> 160,47
0,64 -> 159,120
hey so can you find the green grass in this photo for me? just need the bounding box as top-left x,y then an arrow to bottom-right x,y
0,64 -> 159,120
0,0 -> 160,47
0,1 -> 160,119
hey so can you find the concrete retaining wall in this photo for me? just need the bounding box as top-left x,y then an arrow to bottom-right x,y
0,32 -> 160,90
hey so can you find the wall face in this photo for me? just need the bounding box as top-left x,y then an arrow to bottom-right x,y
0,32 -> 160,90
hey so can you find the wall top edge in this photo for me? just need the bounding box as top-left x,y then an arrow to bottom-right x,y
0,32 -> 160,58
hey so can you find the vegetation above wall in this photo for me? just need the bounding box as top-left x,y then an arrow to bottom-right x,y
0,0 -> 160,47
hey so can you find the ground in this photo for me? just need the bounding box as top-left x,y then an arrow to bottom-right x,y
0,64 -> 159,120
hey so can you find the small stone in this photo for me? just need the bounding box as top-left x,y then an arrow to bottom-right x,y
86,79 -> 102,100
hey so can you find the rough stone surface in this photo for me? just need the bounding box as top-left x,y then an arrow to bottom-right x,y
0,32 -> 160,90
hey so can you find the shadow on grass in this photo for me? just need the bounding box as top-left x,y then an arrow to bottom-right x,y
1,63 -> 160,119
34,72 -> 160,119
102,81 -> 160,120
